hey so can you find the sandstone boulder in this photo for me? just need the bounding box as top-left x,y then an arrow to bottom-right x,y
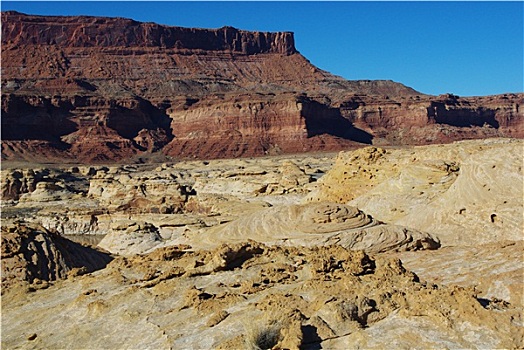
87,170 -> 191,213
1,168 -> 49,200
18,181 -> 77,202
97,221 -> 164,256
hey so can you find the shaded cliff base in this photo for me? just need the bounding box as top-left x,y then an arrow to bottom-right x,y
2,92 -> 522,163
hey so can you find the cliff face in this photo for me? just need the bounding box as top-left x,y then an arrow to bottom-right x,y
2,11 -> 296,54
340,93 -> 523,145
1,11 -> 522,163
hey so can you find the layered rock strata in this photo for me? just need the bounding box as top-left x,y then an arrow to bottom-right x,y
307,138 -> 524,246
195,202 -> 440,253
2,11 -> 522,162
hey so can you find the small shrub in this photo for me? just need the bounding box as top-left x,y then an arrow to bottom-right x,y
245,321 -> 282,350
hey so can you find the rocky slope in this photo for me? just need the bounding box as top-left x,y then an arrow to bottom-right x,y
2,11 -> 522,162
307,138 -> 523,246
1,221 -> 112,288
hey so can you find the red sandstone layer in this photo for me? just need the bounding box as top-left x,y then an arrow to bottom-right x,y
1,12 -> 522,163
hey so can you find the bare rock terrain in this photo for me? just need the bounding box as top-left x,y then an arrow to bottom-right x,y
307,138 -> 523,246
194,202 -> 440,253
1,138 -> 522,349
2,241 -> 522,349
1,10 -> 522,350
1,222 -> 112,288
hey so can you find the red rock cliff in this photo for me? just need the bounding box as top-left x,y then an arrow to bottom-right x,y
1,12 -> 522,163
2,11 -> 296,54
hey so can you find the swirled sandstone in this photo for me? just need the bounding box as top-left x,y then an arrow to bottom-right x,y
307,138 -> 524,246
192,202 -> 439,253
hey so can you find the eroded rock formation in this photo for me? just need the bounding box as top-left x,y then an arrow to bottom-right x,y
195,202 -> 440,253
1,241 -> 521,349
307,138 -> 524,245
2,12 -> 521,162
1,139 -> 522,348
1,222 -> 112,289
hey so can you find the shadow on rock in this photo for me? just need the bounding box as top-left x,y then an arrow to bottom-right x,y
1,222 -> 113,288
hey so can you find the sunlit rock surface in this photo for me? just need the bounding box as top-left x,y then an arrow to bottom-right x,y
1,139 -> 522,349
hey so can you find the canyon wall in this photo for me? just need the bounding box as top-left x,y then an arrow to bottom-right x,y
2,11 -> 296,54
1,11 -> 522,163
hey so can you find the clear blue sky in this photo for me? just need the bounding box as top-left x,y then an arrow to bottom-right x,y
2,1 -> 523,96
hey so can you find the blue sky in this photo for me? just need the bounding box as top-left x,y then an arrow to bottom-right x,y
2,1 -> 523,96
